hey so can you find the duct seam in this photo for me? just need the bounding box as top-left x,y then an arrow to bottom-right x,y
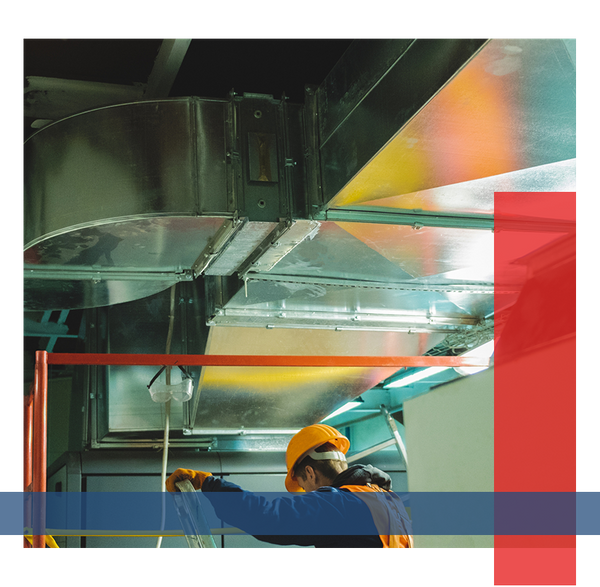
246,276 -> 497,294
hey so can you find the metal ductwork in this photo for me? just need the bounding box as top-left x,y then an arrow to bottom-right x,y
24,38 -> 575,441
24,92 -> 310,310
318,39 -> 575,209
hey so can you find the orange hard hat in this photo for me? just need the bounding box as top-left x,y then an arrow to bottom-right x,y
285,424 -> 350,492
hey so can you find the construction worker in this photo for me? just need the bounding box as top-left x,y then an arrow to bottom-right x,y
166,423 -> 413,548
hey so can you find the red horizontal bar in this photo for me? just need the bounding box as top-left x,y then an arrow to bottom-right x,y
46,353 -> 489,368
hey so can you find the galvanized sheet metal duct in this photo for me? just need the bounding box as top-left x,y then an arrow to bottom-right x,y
319,38 -> 575,209
91,283 -> 446,437
24,98 -> 230,310
24,94 -> 308,310
25,39 -> 575,440
190,325 -> 446,432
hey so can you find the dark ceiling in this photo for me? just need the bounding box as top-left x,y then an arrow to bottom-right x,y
170,39 -> 354,100
24,38 -> 353,137
24,39 -> 163,85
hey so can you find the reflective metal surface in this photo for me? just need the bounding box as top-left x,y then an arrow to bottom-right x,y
192,326 -> 445,431
25,216 -> 228,310
318,39 -> 488,205
349,159 -> 576,215
332,222 -> 494,281
96,283 -> 209,436
25,99 -> 203,245
215,220 -> 495,330
24,98 -> 231,309
212,280 -> 490,333
26,216 -> 227,268
25,275 -> 180,312
326,39 -> 575,208
26,40 -> 575,446
91,281 -> 446,435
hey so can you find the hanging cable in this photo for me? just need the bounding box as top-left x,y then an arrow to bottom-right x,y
157,284 -> 177,548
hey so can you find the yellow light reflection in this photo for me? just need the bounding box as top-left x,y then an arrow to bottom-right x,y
329,42 -> 518,209
201,366 -> 399,393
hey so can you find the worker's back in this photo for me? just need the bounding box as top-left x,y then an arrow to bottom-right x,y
196,463 -> 413,548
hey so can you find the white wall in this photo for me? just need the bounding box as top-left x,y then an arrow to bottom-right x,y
403,367 -> 494,548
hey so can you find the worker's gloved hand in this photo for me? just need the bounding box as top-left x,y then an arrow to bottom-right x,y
166,468 -> 212,492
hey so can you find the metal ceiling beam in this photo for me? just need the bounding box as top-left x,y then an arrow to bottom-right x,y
24,39 -> 192,124
143,39 -> 192,99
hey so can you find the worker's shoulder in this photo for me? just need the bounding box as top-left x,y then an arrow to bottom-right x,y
316,483 -> 355,491
315,485 -> 356,495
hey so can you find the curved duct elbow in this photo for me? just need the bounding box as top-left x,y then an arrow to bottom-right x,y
24,94 -> 311,310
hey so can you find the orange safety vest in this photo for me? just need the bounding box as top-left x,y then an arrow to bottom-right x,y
341,483 -> 414,548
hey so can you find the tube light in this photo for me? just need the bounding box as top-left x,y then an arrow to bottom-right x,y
320,397 -> 364,422
383,340 -> 495,389
383,366 -> 450,389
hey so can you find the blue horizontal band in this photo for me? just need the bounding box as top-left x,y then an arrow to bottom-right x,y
4,491 -> 598,536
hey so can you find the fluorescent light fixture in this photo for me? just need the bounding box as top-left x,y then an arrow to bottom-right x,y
384,340 -> 495,389
320,397 -> 364,422
384,366 -> 450,389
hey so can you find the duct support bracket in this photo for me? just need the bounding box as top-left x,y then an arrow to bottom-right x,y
191,216 -> 247,277
317,208 -> 495,231
24,265 -> 195,282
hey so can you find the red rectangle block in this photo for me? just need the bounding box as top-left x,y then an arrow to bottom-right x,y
494,192 -> 576,491
494,340 -> 576,491
494,193 -> 576,585
495,547 -> 576,585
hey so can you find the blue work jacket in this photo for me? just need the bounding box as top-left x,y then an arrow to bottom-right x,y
201,464 -> 411,548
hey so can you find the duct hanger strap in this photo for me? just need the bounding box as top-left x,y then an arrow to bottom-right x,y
147,365 -> 192,389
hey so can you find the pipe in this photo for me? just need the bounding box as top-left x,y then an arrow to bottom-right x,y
156,400 -> 171,550
157,284 -> 177,548
380,405 -> 409,469
33,351 -> 48,548
347,438 -> 397,464
24,387 -> 34,548
47,353 -> 490,368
